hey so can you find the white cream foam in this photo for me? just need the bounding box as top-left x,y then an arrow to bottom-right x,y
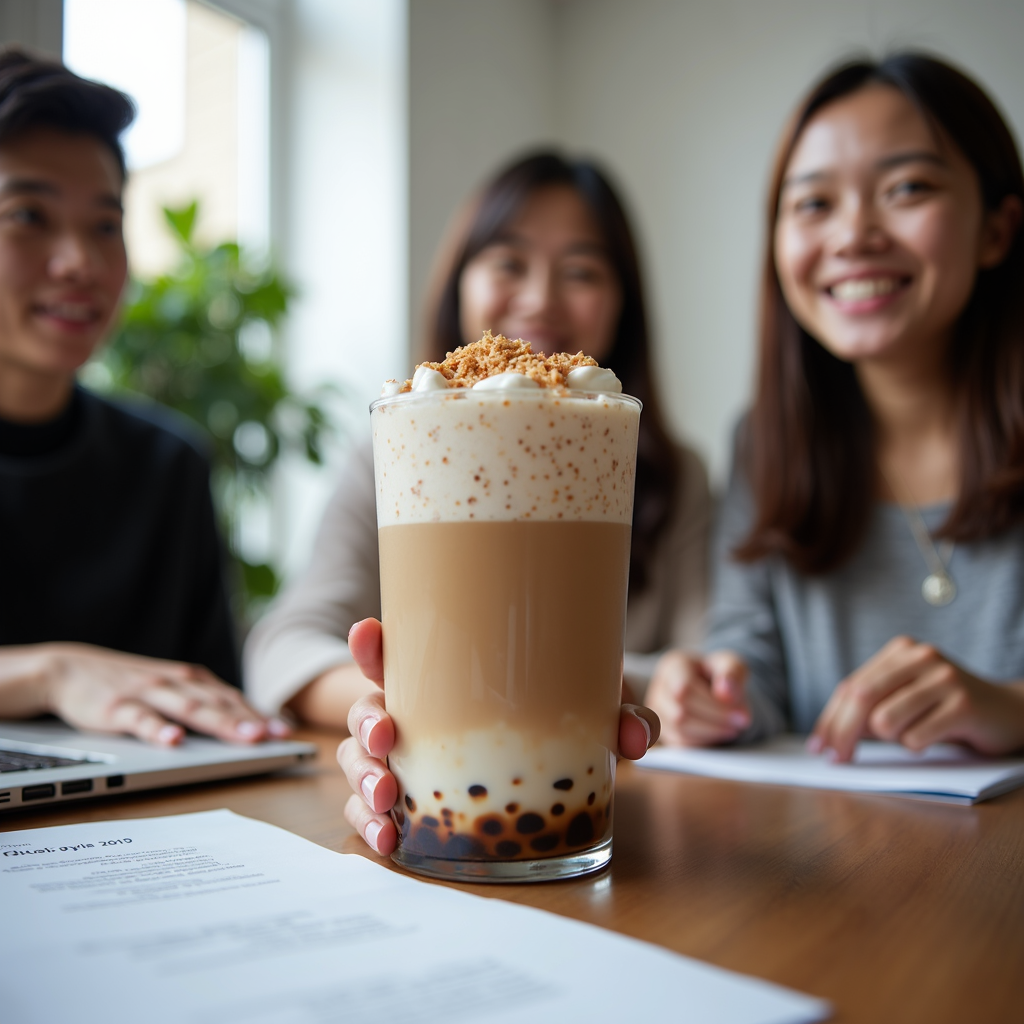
371,390 -> 641,526
390,723 -> 615,824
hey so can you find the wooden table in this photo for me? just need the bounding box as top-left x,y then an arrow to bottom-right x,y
5,729 -> 1022,1023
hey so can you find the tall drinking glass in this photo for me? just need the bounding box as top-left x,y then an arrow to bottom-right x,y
371,385 -> 640,881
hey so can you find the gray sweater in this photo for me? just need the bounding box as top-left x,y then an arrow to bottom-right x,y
708,461 -> 1024,738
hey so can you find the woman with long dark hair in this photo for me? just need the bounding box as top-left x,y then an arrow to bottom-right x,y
647,52 -> 1024,760
246,152 -> 710,732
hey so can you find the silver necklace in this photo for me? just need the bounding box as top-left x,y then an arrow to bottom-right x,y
884,469 -> 957,607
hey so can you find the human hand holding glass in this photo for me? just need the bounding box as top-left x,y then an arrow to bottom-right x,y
338,618 -> 662,855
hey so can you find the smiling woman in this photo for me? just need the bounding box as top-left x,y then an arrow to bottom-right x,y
645,51 -> 1024,762
0,49 -> 284,747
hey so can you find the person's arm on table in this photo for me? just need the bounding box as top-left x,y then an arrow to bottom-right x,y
810,635 -> 1024,761
286,663 -> 378,728
338,618 -> 662,855
0,642 -> 284,745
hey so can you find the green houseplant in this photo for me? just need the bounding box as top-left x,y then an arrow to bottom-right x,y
87,201 -> 335,625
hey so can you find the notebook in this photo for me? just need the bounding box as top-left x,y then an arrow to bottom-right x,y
638,735 -> 1024,804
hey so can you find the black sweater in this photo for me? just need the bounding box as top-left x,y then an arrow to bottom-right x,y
0,388 -> 240,686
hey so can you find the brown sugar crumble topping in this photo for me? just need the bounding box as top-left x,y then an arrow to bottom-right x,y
399,331 -> 598,392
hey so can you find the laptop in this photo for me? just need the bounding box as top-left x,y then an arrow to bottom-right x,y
0,718 -> 316,812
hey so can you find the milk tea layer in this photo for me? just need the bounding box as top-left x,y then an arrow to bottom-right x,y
372,390 -> 639,860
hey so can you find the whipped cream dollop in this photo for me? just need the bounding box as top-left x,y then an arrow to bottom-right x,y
410,366 -> 450,392
380,363 -> 623,396
472,371 -> 540,391
565,365 -> 622,394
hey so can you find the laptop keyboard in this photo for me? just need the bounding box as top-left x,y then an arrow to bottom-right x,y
0,748 -> 87,773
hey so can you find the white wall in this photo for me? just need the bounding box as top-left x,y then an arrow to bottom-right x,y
274,0 -> 407,573
408,0 -> 1024,482
407,0 -> 557,352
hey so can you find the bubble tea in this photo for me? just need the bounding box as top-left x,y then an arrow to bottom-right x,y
372,333 -> 640,882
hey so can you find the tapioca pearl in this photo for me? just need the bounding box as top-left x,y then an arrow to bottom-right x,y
407,827 -> 442,856
421,816 -> 439,828
506,803 -> 519,814
479,817 -> 504,836
404,795 -> 416,812
433,790 -> 443,799
553,778 -> 573,791
566,813 -> 595,847
530,834 -> 559,853
551,803 -> 565,816
516,813 -> 545,835
468,784 -> 487,798
445,834 -> 486,859
496,840 -> 522,857
587,792 -> 596,806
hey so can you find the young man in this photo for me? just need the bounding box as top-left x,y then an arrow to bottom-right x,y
0,48 -> 281,745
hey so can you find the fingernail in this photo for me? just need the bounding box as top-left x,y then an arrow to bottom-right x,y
268,718 -> 291,737
158,724 -> 182,745
236,721 -> 263,739
360,773 -> 379,806
638,715 -> 652,749
358,716 -> 378,751
807,735 -> 823,754
364,819 -> 384,852
729,711 -> 749,728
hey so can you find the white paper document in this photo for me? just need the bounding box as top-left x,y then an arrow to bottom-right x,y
0,809 -> 828,1024
639,735 -> 1024,804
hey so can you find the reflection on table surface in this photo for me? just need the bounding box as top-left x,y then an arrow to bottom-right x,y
4,729 -> 1022,1024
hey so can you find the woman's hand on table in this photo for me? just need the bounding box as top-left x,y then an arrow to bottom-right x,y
0,642 -> 287,746
810,635 -> 1024,762
645,649 -> 751,747
338,617 -> 662,856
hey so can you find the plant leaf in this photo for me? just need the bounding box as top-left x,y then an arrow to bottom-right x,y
163,201 -> 199,245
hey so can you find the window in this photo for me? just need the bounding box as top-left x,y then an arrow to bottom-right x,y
64,0 -> 269,275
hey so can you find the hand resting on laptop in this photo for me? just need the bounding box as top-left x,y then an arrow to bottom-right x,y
0,644 -> 286,746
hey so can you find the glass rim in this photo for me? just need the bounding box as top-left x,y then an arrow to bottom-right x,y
370,388 -> 642,413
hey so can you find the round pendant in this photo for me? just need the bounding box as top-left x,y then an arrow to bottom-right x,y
922,572 -> 956,606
